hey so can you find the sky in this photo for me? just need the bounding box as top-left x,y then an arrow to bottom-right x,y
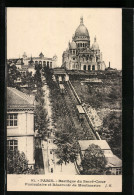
7,8 -> 122,69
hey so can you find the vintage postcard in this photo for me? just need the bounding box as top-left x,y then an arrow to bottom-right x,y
6,8 -> 122,192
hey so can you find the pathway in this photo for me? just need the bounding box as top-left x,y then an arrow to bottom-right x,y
41,74 -> 78,175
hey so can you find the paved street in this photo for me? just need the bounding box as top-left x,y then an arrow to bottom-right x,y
42,140 -> 78,175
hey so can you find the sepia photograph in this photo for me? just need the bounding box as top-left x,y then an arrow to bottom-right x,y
6,8 -> 122,192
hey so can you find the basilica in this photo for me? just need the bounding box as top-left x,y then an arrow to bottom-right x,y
62,17 -> 106,71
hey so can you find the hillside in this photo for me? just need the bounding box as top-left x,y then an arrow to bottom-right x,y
71,73 -> 122,158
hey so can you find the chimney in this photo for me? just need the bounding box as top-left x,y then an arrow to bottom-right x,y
109,62 -> 110,68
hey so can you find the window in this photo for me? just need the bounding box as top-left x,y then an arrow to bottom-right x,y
88,65 -> 91,71
73,50 -> 75,54
50,62 -> 52,68
83,65 -> 86,71
7,114 -> 18,126
43,61 -> 46,66
92,65 -> 95,71
50,151 -> 52,154
116,168 -> 121,175
7,140 -> 18,151
73,58 -> 75,60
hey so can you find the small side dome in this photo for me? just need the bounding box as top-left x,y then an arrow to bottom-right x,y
22,52 -> 27,58
16,59 -> 22,65
92,36 -> 99,50
63,50 -> 68,54
53,54 -> 57,60
69,41 -> 77,49
39,52 -> 44,58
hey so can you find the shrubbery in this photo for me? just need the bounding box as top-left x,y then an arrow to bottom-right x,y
7,150 -> 38,174
81,144 -> 107,175
101,112 -> 122,158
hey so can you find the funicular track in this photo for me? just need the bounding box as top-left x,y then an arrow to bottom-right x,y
63,82 -> 97,140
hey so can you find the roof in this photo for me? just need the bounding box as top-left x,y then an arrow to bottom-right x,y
78,140 -> 122,167
21,65 -> 28,69
75,17 -> 89,38
69,41 -> 77,49
76,105 -> 85,114
92,36 -> 99,50
53,68 -> 66,75
7,87 -> 35,109
24,57 -> 53,61
106,155 -> 122,167
78,140 -> 111,151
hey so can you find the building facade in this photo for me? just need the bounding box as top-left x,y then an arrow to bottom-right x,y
22,52 -> 57,69
62,17 -> 106,71
77,140 -> 122,175
7,87 -> 36,166
8,52 -> 58,76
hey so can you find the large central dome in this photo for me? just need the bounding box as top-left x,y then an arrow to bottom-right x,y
75,17 -> 89,37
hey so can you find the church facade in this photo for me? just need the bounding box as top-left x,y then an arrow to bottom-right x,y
62,17 -> 106,71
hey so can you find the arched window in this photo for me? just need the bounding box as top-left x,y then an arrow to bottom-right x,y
80,43 -> 82,47
50,62 -> 52,68
83,65 -> 86,71
88,65 -> 91,71
73,50 -> 75,54
98,65 -> 100,70
39,61 -> 42,65
92,65 -> 95,70
83,43 -> 84,47
47,61 -> 49,68
43,61 -> 46,66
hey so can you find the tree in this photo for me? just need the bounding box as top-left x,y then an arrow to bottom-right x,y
81,144 -> 107,175
7,150 -> 38,174
34,66 -> 42,87
7,64 -> 21,88
34,83 -> 49,137
34,105 -> 48,136
21,71 -> 35,89
55,131 -> 80,165
102,112 -> 122,158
